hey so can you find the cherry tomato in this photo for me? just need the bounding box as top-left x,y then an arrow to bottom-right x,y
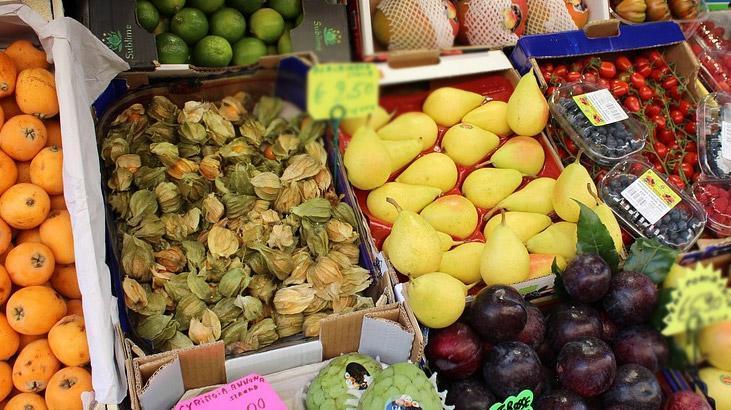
675,162 -> 695,179
624,96 -> 640,112
567,71 -> 582,82
669,86 -> 682,99
543,63 -> 554,73
600,61 -> 617,79
615,56 -> 633,72
634,57 -> 652,77
598,79 -> 610,89
662,77 -> 679,89
677,99 -> 693,116
656,129 -> 675,145
683,152 -> 698,165
638,86 -> 654,101
683,121 -> 697,135
651,67 -> 670,81
654,162 -> 666,174
685,141 -> 697,153
610,80 -> 629,98
541,69 -> 552,82
669,141 -> 680,151
645,104 -> 662,117
647,50 -> 665,67
654,142 -> 668,159
668,175 -> 685,190
583,72 -> 598,83
570,61 -> 584,73
555,65 -> 568,78
651,114 -> 667,131
546,86 -> 557,96
634,56 -> 650,69
618,72 -> 631,83
630,72 -> 646,89
670,109 -> 684,124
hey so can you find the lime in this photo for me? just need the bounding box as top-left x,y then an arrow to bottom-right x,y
232,37 -> 267,66
277,30 -> 292,54
188,0 -> 224,14
268,0 -> 300,19
193,35 -> 233,67
137,0 -> 160,32
156,32 -> 190,64
227,0 -> 264,14
210,7 -> 246,43
151,0 -> 186,15
152,16 -> 170,35
171,8 -> 209,45
249,8 -> 285,44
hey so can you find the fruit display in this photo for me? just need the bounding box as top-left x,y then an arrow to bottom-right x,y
693,179 -> 731,236
136,0 -> 299,66
611,0 -> 704,23
0,41 -> 92,410
697,92 -> 731,179
689,16 -> 731,92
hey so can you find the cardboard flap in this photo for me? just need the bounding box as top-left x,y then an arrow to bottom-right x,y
358,315 -> 413,364
137,356 -> 184,410
179,342 -> 226,390
583,19 -> 620,38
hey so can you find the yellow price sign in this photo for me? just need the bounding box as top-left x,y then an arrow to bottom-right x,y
307,63 -> 380,120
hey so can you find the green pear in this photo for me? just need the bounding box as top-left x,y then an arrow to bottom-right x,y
341,106 -> 390,135
377,112 -> 438,150
405,272 -> 467,329
526,222 -> 578,261
480,211 -> 531,286
423,87 -> 485,126
483,211 -> 551,243
491,136 -> 545,176
382,198 -> 443,277
343,120 -> 391,190
366,182 -> 441,224
506,71 -> 549,136
437,231 -> 460,252
420,195 -> 479,239
439,242 -> 485,284
588,183 -> 624,254
552,155 -> 597,222
462,168 -> 523,209
383,139 -> 423,172
462,101 -> 512,137
497,177 -> 556,214
529,254 -> 567,279
441,123 -> 500,166
396,153 -> 458,193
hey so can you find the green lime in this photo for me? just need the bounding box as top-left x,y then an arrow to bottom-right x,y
156,32 -> 190,64
294,13 -> 303,27
277,30 -> 292,54
210,7 -> 246,43
227,0 -> 264,14
152,16 -> 170,35
193,35 -> 233,67
232,37 -> 267,65
188,0 -> 224,13
249,8 -> 284,44
137,0 -> 160,32
170,8 -> 209,45
151,0 -> 186,15
268,0 -> 300,19
266,44 -> 277,55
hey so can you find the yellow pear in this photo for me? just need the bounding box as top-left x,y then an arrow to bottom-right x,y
588,183 -> 624,254
382,198 -> 443,277
341,106 -> 390,135
439,242 -> 485,284
462,101 -> 512,137
506,71 -> 549,136
529,254 -> 567,279
383,139 -> 423,172
480,211 -> 531,286
396,153 -> 458,193
437,231 -> 460,252
496,177 -> 556,214
491,136 -> 545,176
420,195 -> 479,239
343,121 -> 391,190
462,168 -> 523,209
699,367 -> 731,410
526,222 -> 578,261
552,155 -> 597,222
441,123 -> 500,166
483,212 -> 551,243
405,272 -> 467,329
423,87 -> 485,126
367,182 -> 441,224
377,112 -> 438,150
699,321 -> 731,371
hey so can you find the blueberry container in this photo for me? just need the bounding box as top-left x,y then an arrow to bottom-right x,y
692,177 -> 731,237
599,158 -> 707,251
549,83 -> 647,167
697,92 -> 731,179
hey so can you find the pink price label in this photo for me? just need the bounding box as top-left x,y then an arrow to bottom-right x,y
174,374 -> 287,410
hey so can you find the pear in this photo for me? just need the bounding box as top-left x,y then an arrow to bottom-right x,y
382,198 -> 443,277
341,106 -> 390,136
506,71 -> 549,136
528,254 -> 567,279
588,183 -> 624,254
437,231 -> 461,252
483,212 -> 551,243
496,177 -> 556,214
343,120 -> 391,190
405,272 -> 467,329
552,155 -> 597,222
377,112 -> 438,150
526,222 -> 578,261
367,182 -> 441,224
439,242 -> 485,284
462,101 -> 512,137
396,153 -> 458,193
462,168 -> 523,209
480,211 -> 531,286
441,123 -> 500,166
420,195 -> 479,239
423,87 -> 485,126
491,136 -> 545,176
382,139 -> 423,172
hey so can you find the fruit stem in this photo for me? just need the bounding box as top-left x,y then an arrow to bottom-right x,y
575,149 -> 584,164
587,183 -> 603,205
386,197 -> 403,213
473,160 -> 493,169
365,113 -> 373,128
500,209 -> 506,226
482,206 -> 501,222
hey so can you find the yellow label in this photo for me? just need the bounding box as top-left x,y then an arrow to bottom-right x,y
662,264 -> 731,336
639,170 -> 681,208
307,63 -> 379,120
572,89 -> 628,126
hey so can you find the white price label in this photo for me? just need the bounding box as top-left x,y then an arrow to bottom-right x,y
573,89 -> 629,126
722,120 -> 731,161
620,170 -> 681,225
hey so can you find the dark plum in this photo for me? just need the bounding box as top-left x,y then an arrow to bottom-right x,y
602,364 -> 662,410
446,377 -> 496,410
556,337 -> 616,398
482,341 -> 543,399
535,390 -> 589,410
562,254 -> 612,303
666,391 -> 712,410
602,271 -> 658,325
612,326 -> 669,373
597,309 -> 618,342
468,285 -> 527,343
537,340 -> 557,369
517,303 -> 546,348
426,322 -> 484,379
547,303 -> 603,351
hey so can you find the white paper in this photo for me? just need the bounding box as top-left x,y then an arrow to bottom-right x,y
574,89 -> 628,126
621,177 -> 672,225
722,120 -> 731,161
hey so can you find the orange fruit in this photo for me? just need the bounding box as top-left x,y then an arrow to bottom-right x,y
0,52 -> 17,99
50,265 -> 79,299
0,105 -> 4,130
0,362 -> 11,402
0,97 -> 21,121
5,286 -> 67,335
0,218 -> 11,255
0,265 -> 11,305
0,184 -> 50,229
15,228 -> 40,245
4,40 -> 49,72
17,334 -> 43,351
5,242 -> 55,287
5,392 -> 48,410
0,150 -> 17,196
0,314 -> 19,361
48,196 -> 65,211
47,315 -> 89,367
65,299 -> 83,317
15,69 -> 58,119
38,210 -> 73,265
43,120 -> 60,148
11,340 -> 60,393
29,146 -> 62,195
0,115 -> 47,161
15,161 -> 31,184
44,367 -> 91,410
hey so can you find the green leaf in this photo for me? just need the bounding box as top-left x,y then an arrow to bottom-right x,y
552,258 -> 569,300
575,201 -> 620,273
623,238 -> 679,284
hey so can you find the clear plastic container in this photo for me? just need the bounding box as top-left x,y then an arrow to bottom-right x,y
697,92 -> 731,178
549,83 -> 647,167
599,158 -> 707,250
692,177 -> 731,236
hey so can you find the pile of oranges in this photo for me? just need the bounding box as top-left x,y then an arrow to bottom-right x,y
0,40 -> 91,410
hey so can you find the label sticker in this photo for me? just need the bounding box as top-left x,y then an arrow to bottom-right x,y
573,89 -> 629,126
722,120 -> 731,161
173,374 -> 287,410
621,170 -> 681,225
489,389 -> 533,410
307,63 -> 379,120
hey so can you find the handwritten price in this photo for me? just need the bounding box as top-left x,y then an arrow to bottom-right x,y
307,63 -> 379,120
489,389 -> 533,410
245,398 -> 267,410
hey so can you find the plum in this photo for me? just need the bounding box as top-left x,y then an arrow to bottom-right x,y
517,303 -> 546,348
546,303 -> 603,351
597,309 -> 618,342
612,326 -> 669,373
482,341 -> 543,399
665,391 -> 712,410
562,254 -> 612,303
556,337 -> 616,398
602,271 -> 658,325
446,377 -> 496,410
602,364 -> 662,409
468,285 -> 527,343
535,389 -> 589,410
426,322 -> 484,379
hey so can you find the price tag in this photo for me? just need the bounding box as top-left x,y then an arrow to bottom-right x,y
489,389 -> 533,410
307,63 -> 379,120
174,374 -> 287,410
621,170 -> 681,225
662,264 -> 731,336
573,89 -> 628,126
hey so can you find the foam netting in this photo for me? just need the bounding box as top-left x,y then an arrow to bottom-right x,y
461,0 -> 521,47
526,0 -> 578,34
377,0 -> 456,50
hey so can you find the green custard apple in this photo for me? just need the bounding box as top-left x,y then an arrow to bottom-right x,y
306,353 -> 383,410
358,362 -> 446,410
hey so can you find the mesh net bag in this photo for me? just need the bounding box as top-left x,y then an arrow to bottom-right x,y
526,0 -> 578,34
377,0 -> 456,51
460,0 -> 523,47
